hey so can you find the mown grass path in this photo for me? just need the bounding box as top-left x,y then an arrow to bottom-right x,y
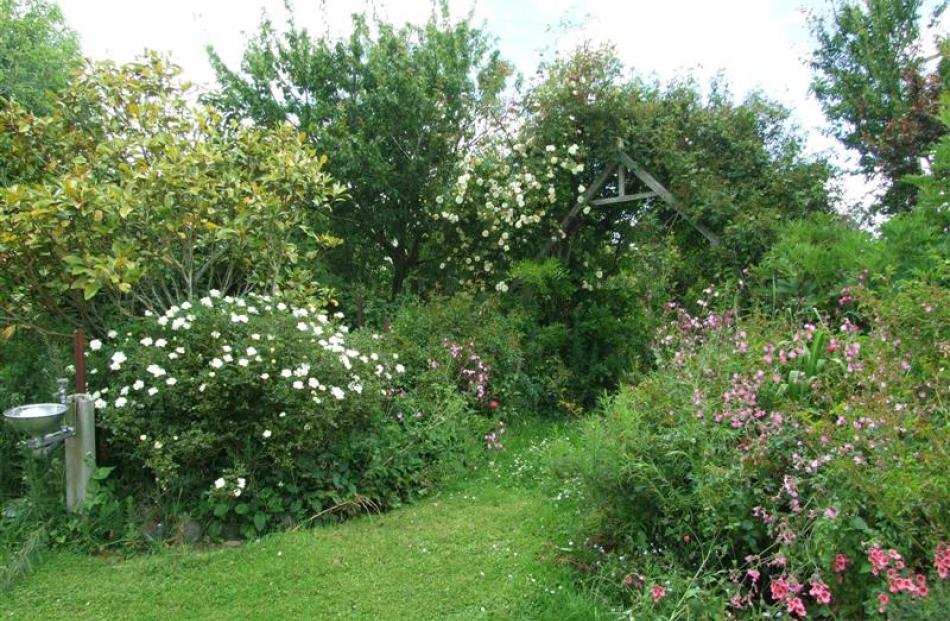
1,422 -> 613,620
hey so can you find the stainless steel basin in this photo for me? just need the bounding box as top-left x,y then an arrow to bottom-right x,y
3,403 -> 68,437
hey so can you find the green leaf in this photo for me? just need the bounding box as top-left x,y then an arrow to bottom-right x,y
849,516 -> 869,532
253,512 -> 267,532
82,282 -> 101,300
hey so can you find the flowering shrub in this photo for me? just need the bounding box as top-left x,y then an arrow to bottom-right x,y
88,292 -> 470,539
386,294 -> 535,416
557,283 -> 949,617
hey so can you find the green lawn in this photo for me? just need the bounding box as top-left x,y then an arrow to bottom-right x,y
1,422 -> 616,620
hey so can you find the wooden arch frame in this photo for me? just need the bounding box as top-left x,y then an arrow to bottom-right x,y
544,152 -> 719,255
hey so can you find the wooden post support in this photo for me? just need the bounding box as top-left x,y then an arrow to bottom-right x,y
65,394 -> 95,512
73,329 -> 86,393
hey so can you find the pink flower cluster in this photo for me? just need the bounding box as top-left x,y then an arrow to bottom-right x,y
833,553 -> 850,573
442,338 -> 491,402
770,577 -> 807,617
770,576 -> 834,617
936,543 -> 950,579
868,545 -> 934,600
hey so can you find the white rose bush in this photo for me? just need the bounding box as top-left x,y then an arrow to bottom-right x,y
88,292 -> 470,539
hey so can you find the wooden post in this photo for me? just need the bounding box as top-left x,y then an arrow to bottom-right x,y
73,329 -> 86,393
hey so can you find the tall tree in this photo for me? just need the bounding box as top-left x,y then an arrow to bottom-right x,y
207,5 -> 511,299
0,0 -> 80,114
810,0 -> 948,215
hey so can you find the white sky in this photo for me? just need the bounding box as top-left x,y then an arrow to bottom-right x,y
57,0 -> 948,211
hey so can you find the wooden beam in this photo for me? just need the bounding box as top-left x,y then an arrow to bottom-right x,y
590,191 -> 656,206
542,163 -> 617,255
619,153 -> 720,246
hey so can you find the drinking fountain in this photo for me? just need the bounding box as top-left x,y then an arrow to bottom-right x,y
3,402 -> 72,456
2,332 -> 97,512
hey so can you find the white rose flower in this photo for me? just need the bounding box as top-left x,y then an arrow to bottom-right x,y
165,377 -> 177,386
214,478 -> 225,489
262,430 -> 272,439
89,339 -> 103,351
331,386 -> 346,400
147,387 -> 159,396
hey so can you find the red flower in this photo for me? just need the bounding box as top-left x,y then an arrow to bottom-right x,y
877,593 -> 889,613
868,545 -> 889,575
651,584 -> 667,603
786,596 -> 807,618
833,554 -> 850,573
936,543 -> 950,579
770,577 -> 790,601
489,399 -> 500,410
809,580 -> 832,605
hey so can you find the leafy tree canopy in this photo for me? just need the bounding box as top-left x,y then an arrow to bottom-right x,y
810,0 -> 948,214
431,45 -> 834,296
0,53 -> 345,335
0,0 -> 81,114
207,3 -> 512,299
